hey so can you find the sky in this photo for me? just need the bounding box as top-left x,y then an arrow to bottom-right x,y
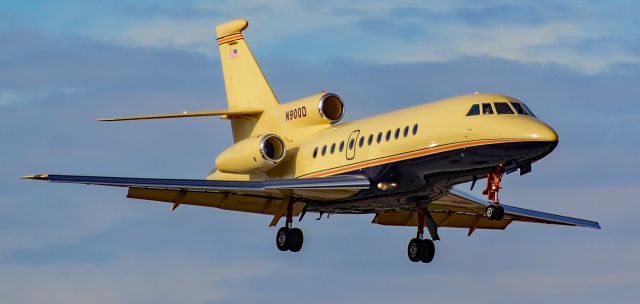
1,0 -> 639,303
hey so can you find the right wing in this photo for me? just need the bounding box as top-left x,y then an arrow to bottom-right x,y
373,188 -> 600,234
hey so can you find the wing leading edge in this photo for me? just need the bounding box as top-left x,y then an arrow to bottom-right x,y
21,174 -> 371,191
373,188 -> 600,231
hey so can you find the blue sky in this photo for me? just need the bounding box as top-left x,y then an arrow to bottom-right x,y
1,1 -> 639,303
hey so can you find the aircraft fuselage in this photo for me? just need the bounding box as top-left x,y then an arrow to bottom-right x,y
289,93 -> 558,213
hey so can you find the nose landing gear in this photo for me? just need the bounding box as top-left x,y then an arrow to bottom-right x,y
483,165 -> 505,220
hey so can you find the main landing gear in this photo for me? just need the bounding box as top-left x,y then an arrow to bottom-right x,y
407,208 -> 438,263
275,199 -> 304,252
483,165 -> 505,221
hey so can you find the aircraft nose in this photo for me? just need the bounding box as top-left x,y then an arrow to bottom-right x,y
533,122 -> 558,142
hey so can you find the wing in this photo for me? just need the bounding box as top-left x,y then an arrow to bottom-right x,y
22,174 -> 370,219
373,188 -> 600,234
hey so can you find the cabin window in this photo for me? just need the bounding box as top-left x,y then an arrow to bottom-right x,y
377,132 -> 382,143
510,102 -> 527,115
321,145 -> 327,156
403,126 -> 409,137
313,147 -> 318,158
394,128 -> 400,139
330,143 -> 336,154
467,104 -> 480,116
482,103 -> 494,115
494,102 -> 515,114
368,134 -> 373,145
339,141 -> 345,152
349,139 -> 355,149
412,124 -> 418,135
385,130 -> 391,141
359,136 -> 365,147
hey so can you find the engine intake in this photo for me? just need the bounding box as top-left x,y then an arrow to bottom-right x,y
282,92 -> 345,126
260,134 -> 286,163
215,134 -> 286,174
318,93 -> 344,123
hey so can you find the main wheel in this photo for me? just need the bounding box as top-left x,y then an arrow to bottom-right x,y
276,227 -> 290,251
407,238 -> 422,262
288,228 -> 304,252
420,239 -> 435,263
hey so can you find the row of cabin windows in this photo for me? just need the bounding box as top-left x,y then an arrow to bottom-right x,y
466,101 -> 536,117
312,123 -> 419,158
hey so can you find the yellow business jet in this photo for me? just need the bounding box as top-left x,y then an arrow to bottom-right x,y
24,19 -> 599,263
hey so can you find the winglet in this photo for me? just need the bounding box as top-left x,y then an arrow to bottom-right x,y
21,174 -> 49,180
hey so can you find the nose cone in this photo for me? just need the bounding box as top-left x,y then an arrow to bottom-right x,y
502,118 -> 558,143
532,121 -> 558,142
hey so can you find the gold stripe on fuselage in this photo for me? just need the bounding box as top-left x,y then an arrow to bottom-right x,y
300,138 -> 545,178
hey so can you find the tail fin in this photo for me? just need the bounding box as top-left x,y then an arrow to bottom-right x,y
216,20 -> 280,142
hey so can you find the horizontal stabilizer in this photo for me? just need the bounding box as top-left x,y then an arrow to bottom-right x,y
98,107 -> 263,122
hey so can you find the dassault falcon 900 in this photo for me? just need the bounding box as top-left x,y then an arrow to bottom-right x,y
24,19 -> 599,263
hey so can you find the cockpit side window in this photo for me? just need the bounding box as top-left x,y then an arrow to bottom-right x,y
521,103 -> 537,118
494,102 -> 514,114
466,104 -> 480,116
482,103 -> 494,115
510,102 -> 528,115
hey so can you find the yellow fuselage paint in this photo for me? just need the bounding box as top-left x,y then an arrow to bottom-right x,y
209,93 -> 558,183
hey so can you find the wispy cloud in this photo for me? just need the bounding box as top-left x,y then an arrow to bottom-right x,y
29,1 -> 630,74
0,253 -> 283,304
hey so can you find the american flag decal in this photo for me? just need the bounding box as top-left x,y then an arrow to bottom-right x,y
230,48 -> 238,59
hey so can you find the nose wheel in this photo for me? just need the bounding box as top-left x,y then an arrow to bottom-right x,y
486,204 -> 505,220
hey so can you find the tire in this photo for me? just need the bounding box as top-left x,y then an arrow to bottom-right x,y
496,205 -> 505,220
289,228 -> 304,252
407,238 -> 422,262
420,239 -> 435,263
285,228 -> 299,251
276,227 -> 290,251
486,205 -> 497,220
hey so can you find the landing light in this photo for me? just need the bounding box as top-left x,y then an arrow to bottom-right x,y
377,182 -> 397,191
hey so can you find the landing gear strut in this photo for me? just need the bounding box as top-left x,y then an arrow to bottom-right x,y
407,208 -> 436,263
483,165 -> 505,220
275,199 -> 303,252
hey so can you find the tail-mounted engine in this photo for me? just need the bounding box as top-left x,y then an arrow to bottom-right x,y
282,92 -> 345,126
215,134 -> 286,174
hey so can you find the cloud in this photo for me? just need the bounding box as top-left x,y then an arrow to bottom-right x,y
0,253 -> 282,304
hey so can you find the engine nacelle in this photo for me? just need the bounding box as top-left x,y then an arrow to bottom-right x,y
215,134 -> 286,174
282,92 -> 345,126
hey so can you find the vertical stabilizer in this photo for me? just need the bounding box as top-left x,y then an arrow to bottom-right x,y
216,20 -> 280,142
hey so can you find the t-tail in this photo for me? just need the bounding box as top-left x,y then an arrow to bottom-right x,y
216,19 -> 282,142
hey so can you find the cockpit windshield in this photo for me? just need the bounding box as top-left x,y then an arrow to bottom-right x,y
494,102 -> 514,114
466,100 -> 537,118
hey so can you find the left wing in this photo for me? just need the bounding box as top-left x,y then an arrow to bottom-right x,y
373,188 -> 600,233
21,174 -> 370,191
22,174 -> 370,223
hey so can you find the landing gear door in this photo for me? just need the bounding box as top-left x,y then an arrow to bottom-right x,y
346,130 -> 360,160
